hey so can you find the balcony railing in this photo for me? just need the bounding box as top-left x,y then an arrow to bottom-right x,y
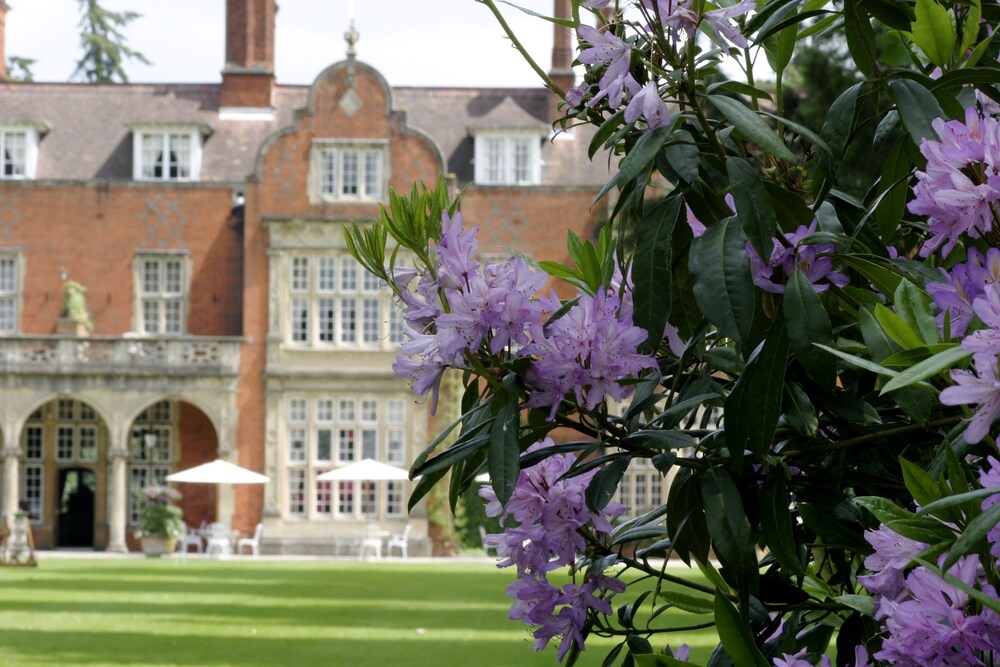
0,335 -> 243,376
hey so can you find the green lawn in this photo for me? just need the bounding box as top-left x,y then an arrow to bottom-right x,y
0,557 -> 716,666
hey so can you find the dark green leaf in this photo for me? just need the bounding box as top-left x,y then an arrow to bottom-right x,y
899,458 -> 944,508
890,78 -> 945,144
843,0 -> 879,77
623,429 -> 696,450
701,468 -> 758,581
760,472 -> 806,575
942,502 -> 1000,570
595,126 -> 670,204
917,486 -> 1000,517
725,320 -> 789,462
893,279 -> 939,345
820,82 -> 863,164
634,197 -> 682,353
488,400 -> 521,506
714,592 -> 770,667
784,270 -> 835,388
662,130 -> 701,184
709,95 -> 797,161
586,455 -> 632,513
783,382 -> 818,437
727,157 -> 777,260
658,590 -> 715,614
904,0 -> 956,66
874,136 -> 912,244
880,345 -> 970,394
690,217 -> 755,343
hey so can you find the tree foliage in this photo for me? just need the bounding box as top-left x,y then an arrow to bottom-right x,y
72,0 -> 149,83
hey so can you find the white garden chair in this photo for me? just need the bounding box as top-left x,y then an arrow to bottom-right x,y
236,522 -> 263,558
386,524 -> 411,559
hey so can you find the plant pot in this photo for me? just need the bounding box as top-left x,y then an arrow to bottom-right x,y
140,536 -> 176,557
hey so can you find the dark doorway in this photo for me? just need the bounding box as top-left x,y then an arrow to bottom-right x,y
57,468 -> 96,547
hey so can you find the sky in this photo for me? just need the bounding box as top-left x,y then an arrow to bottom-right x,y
5,0 -> 560,88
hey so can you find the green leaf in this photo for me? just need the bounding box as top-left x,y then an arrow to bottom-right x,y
890,78 -> 945,144
661,130 -> 700,184
899,458 -> 944,508
874,303 -> 924,350
589,110 -> 625,160
874,136 -> 913,244
904,0 -> 956,66
784,270 -> 835,388
854,496 -> 956,543
760,472 -> 806,575
701,468 -> 758,583
880,344 -> 957,367
658,589 -> 715,614
820,82 -> 863,165
725,321 -> 789,462
727,157 -> 777,260
623,429 -> 696,450
880,345 -> 970,394
917,486 -> 1000,517
488,400 -> 521,506
634,197 -> 682,354
840,255 -> 904,298
784,382 -> 818,437
942,502 -> 1000,570
690,217 -> 755,344
586,455 -> 631,513
843,0 -> 879,77
813,343 -> 898,378
913,557 -> 1000,616
595,126 -> 670,204
893,279 -> 939,345
709,95 -> 797,162
833,594 -> 875,616
714,592 -> 770,667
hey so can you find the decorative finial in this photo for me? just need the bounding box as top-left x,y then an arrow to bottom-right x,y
345,20 -> 359,60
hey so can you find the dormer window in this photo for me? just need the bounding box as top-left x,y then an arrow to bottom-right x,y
132,126 -> 206,182
311,140 -> 387,203
474,133 -> 542,185
0,127 -> 40,179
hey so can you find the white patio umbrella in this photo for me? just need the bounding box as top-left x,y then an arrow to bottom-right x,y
166,459 -> 270,484
316,458 -> 410,481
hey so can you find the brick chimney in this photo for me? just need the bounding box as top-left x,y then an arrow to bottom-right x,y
549,0 -> 575,122
0,1 -> 9,81
221,0 -> 277,109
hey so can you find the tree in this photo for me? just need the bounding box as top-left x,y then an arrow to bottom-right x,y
350,0 -> 1000,664
72,0 -> 149,83
6,56 -> 36,82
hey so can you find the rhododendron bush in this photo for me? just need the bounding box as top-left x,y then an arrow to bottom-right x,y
347,0 -> 1000,664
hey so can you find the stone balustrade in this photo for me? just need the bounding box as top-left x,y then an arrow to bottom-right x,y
0,336 -> 243,376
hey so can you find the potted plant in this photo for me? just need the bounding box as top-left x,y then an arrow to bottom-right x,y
135,484 -> 183,557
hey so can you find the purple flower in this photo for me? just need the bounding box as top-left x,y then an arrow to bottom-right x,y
926,247 -> 1000,338
624,81 -> 670,129
746,221 -> 850,294
523,289 -> 657,419
857,524 -> 929,603
577,25 -> 641,109
909,108 -> 1000,258
962,283 -> 1000,357
940,352 -> 1000,444
977,452 -> 1000,563
701,0 -> 755,49
479,439 -> 627,662
773,650 -> 832,667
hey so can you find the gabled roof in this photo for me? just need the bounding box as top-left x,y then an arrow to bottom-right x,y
465,96 -> 550,133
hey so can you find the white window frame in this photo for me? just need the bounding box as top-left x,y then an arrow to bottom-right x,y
132,126 -> 203,182
311,140 -> 388,203
281,395 -> 411,520
127,401 -> 175,527
0,127 -> 39,180
284,253 -> 397,349
472,131 -> 544,185
0,252 -> 22,334
134,253 -> 189,335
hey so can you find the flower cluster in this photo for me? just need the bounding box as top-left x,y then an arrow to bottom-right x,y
746,221 -> 850,295
909,106 -> 1000,258
479,438 -> 627,662
392,211 -> 654,417
857,521 -> 1000,666
142,484 -> 181,506
928,247 -> 1000,338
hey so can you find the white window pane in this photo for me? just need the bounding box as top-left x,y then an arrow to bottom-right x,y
340,299 -> 356,343
288,399 -> 307,423
79,426 -> 97,462
316,480 -> 333,515
0,299 -> 14,333
341,150 -> 358,196
142,301 -> 160,334
169,133 -> 192,179
387,400 -> 405,425
387,430 -> 405,465
338,399 -> 355,422
163,301 -> 182,333
317,429 -> 333,462
320,148 -> 336,195
0,257 -> 15,292
338,481 -> 354,515
389,301 -> 404,346
289,427 -> 307,463
24,426 -> 43,460
288,469 -> 306,515
316,399 -> 333,422
340,258 -> 357,291
22,465 -> 43,520
338,428 -> 355,461
291,297 -> 309,343
165,260 -> 183,294
142,260 -> 160,293
318,297 -> 335,343
362,298 -> 379,344
360,481 -> 377,516
361,430 -> 377,460
291,257 -> 310,292
513,137 -> 532,183
141,134 -> 162,179
364,151 -> 381,198
318,257 -> 336,292
3,131 -> 26,177
361,399 -> 378,423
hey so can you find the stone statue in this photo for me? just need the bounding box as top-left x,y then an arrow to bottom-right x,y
60,280 -> 93,332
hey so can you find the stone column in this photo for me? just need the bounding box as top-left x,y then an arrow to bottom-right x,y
107,446 -> 129,553
2,428 -> 20,529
